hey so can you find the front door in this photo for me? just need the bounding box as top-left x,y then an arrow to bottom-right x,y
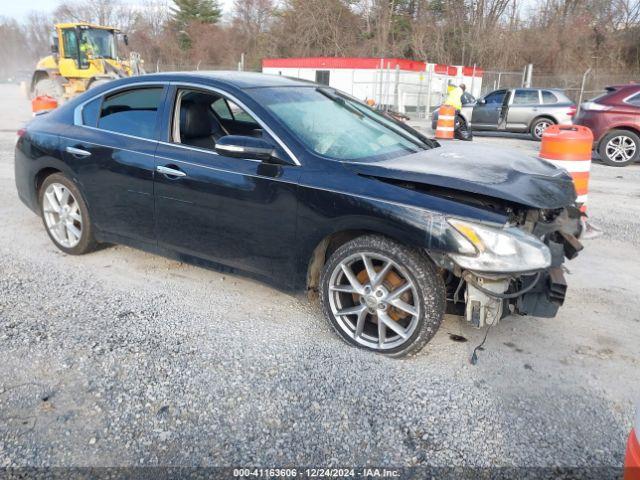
471,89 -> 507,129
153,87 -> 301,286
60,85 -> 166,243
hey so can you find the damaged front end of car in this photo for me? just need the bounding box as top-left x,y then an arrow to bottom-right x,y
431,205 -> 583,328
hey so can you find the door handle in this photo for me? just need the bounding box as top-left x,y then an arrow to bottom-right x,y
157,165 -> 187,178
66,146 -> 91,157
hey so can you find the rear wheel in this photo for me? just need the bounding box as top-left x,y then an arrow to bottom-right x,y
39,173 -> 98,255
598,130 -> 640,167
530,117 -> 554,140
320,235 -> 445,357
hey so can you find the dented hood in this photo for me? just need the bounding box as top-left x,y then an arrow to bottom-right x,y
346,142 -> 577,209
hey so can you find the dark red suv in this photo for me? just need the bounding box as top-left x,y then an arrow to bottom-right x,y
574,84 -> 640,167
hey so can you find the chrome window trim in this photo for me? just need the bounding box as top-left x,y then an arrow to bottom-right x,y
73,80 -> 301,166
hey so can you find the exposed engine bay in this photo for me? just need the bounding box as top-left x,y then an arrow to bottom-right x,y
438,205 -> 583,328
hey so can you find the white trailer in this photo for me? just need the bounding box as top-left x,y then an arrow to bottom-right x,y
262,57 -> 484,116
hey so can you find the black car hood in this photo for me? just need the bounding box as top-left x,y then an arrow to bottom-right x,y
345,142 -> 577,209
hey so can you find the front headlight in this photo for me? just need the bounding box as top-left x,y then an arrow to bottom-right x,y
447,218 -> 551,273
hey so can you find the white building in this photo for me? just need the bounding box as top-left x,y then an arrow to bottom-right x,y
262,57 -> 484,116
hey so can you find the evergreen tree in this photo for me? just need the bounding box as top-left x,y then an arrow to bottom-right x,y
171,0 -> 222,27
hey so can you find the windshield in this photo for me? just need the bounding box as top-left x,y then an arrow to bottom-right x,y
79,28 -> 116,59
251,87 -> 429,161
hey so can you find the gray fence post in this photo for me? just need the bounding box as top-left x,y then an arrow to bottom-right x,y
576,67 -> 593,116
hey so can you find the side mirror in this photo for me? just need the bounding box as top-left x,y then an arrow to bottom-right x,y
477,98 -> 486,105
123,34 -> 129,46
215,135 -> 277,162
51,39 -> 59,55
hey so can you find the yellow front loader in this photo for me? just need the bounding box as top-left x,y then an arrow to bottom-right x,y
31,23 -> 145,103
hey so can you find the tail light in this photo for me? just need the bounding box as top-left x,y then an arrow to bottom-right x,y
581,101 -> 611,112
568,106 -> 577,117
16,128 -> 26,146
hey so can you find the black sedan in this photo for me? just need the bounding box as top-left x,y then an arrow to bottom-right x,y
15,72 -> 583,357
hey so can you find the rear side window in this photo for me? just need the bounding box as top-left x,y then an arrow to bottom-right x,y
82,96 -> 102,127
98,87 -> 164,139
542,91 -> 558,104
626,93 -> 640,106
513,89 -> 540,105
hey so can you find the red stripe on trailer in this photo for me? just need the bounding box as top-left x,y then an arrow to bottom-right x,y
434,64 -> 458,76
462,66 -> 484,77
262,57 -> 428,72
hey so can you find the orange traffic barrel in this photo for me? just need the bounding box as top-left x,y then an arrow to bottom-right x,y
32,95 -> 58,115
435,105 -> 455,140
539,125 -> 593,212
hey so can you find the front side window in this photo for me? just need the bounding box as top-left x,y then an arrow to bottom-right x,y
173,88 -> 264,151
513,89 -> 540,105
484,90 -> 506,105
98,87 -> 164,139
251,87 -> 428,161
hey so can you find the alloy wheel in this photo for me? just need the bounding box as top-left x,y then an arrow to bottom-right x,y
534,120 -> 551,139
42,182 -> 83,248
327,252 -> 420,351
605,135 -> 637,163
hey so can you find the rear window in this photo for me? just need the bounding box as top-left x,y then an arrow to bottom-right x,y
98,87 -> 164,139
541,91 -> 558,104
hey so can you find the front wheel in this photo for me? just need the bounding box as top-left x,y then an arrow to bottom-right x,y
598,130 -> 640,167
320,235 -> 445,357
530,118 -> 554,141
39,173 -> 98,255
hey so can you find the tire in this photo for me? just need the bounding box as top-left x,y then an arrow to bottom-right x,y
320,235 -> 445,357
598,129 -> 640,167
38,173 -> 98,255
530,117 -> 555,141
33,78 -> 64,103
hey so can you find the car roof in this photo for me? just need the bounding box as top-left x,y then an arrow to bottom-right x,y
130,71 -> 313,89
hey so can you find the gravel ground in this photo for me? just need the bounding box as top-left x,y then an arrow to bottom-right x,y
1,84 -> 639,471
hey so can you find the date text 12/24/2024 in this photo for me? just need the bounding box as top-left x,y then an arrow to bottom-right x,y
233,468 -> 400,478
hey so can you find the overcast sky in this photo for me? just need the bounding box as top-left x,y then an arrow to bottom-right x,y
1,0 -> 236,22
2,0 -> 536,23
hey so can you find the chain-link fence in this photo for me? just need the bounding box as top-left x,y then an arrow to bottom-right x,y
532,71 -> 639,103
148,61 -> 637,119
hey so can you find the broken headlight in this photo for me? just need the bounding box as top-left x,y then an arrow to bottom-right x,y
447,218 -> 551,273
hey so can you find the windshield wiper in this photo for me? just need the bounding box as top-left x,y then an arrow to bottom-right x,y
316,88 -> 364,119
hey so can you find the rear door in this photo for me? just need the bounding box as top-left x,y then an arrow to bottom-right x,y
61,84 -> 167,243
471,89 -> 507,129
506,89 -> 541,131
